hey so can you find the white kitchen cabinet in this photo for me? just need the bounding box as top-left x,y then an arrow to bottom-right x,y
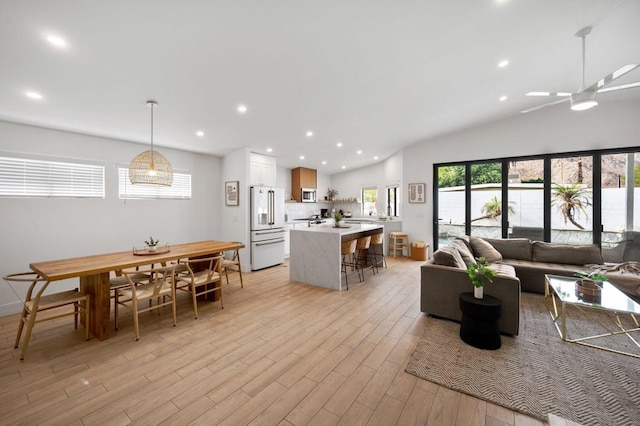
250,153 -> 276,186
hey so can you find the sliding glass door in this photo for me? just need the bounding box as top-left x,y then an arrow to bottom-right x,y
432,146 -> 638,252
550,156 -> 593,244
507,159 -> 544,240
470,162 -> 502,238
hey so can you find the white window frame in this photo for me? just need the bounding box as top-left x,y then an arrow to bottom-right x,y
118,165 -> 192,200
0,152 -> 105,198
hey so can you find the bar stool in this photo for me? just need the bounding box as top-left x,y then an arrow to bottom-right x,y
389,232 -> 409,258
355,236 -> 373,279
341,239 -> 360,290
369,233 -> 386,272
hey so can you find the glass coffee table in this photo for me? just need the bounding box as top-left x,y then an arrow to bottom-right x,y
544,274 -> 640,358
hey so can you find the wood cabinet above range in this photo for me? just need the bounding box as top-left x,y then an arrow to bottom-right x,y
292,167 -> 317,201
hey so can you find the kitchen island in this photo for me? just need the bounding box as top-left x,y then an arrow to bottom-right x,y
290,223 -> 383,291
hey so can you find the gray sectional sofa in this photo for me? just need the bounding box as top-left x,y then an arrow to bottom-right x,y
420,236 -> 609,336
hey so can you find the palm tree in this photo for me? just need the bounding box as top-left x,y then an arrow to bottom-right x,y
471,196 -> 515,222
552,183 -> 591,229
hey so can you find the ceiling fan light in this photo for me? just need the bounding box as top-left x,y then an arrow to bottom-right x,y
570,91 -> 598,111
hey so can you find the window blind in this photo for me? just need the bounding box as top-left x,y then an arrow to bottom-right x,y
118,166 -> 192,199
0,154 -> 105,198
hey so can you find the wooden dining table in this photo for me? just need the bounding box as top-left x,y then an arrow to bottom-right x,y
29,240 -> 244,340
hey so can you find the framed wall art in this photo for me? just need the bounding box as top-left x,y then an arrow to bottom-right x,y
225,181 -> 239,206
408,182 -> 426,203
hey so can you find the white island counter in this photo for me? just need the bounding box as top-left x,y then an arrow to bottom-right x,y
290,223 -> 384,291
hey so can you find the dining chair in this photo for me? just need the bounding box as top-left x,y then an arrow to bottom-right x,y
221,249 -> 243,287
110,269 -> 151,330
3,272 -> 90,360
175,255 -> 224,319
114,265 -> 177,340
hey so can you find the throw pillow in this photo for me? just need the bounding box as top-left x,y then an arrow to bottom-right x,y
449,239 -> 475,266
484,237 -> 532,261
433,246 -> 467,269
469,236 -> 503,263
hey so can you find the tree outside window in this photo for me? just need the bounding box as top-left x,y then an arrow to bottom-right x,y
362,187 -> 378,216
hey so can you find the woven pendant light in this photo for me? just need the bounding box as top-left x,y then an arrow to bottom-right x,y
129,100 -> 173,186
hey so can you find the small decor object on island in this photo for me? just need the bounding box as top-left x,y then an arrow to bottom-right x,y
333,212 -> 343,227
466,257 -> 498,299
327,188 -> 338,201
574,271 -> 608,302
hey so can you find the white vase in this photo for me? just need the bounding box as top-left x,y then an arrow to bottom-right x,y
474,286 -> 483,299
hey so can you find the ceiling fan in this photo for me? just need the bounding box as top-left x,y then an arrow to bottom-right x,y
520,26 -> 640,114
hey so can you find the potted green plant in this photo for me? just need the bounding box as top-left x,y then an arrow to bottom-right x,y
327,188 -> 338,201
466,257 -> 497,299
145,236 -> 159,251
574,271 -> 608,302
334,212 -> 343,227
574,271 -> 608,284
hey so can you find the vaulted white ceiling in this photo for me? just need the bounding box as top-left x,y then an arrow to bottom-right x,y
1,0 -> 639,174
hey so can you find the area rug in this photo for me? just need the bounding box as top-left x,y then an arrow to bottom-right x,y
405,293 -> 640,426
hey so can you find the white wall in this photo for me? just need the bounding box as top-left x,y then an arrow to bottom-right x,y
402,99 -> 640,251
221,148 -> 251,270
328,151 -> 403,218
0,121 -> 222,315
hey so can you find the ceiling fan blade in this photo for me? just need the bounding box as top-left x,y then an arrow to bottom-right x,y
585,64 -> 639,92
598,81 -> 640,94
520,98 -> 570,114
525,92 -> 572,97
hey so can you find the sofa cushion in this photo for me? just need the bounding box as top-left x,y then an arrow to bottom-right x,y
449,238 -> 475,266
490,263 -> 517,278
484,238 -> 532,261
469,236 -> 503,263
532,241 -> 603,265
433,246 -> 467,269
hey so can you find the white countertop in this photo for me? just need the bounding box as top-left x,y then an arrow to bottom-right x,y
291,223 -> 383,235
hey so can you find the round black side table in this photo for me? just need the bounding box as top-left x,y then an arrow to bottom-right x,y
459,292 -> 502,350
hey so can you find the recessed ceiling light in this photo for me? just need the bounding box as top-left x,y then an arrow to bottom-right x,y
299,155 -> 305,160
499,95 -> 508,101
196,131 -> 204,137
341,165 -> 346,169
25,91 -> 43,100
322,161 -> 327,165
336,142 -> 343,147
267,148 -> 273,153
498,59 -> 509,68
46,34 -> 67,48
237,105 -> 248,113
356,150 -> 362,155
374,156 -> 379,160
306,131 -> 313,137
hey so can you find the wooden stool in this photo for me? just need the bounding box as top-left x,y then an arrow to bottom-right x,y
355,236 -> 373,279
369,233 -> 386,272
389,232 -> 409,258
341,239 -> 360,290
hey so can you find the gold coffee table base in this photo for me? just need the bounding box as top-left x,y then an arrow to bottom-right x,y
545,275 -> 640,359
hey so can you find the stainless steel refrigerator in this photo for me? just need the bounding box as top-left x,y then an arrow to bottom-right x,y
250,186 -> 285,270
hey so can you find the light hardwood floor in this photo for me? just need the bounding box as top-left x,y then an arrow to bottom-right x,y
0,257 -> 547,425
